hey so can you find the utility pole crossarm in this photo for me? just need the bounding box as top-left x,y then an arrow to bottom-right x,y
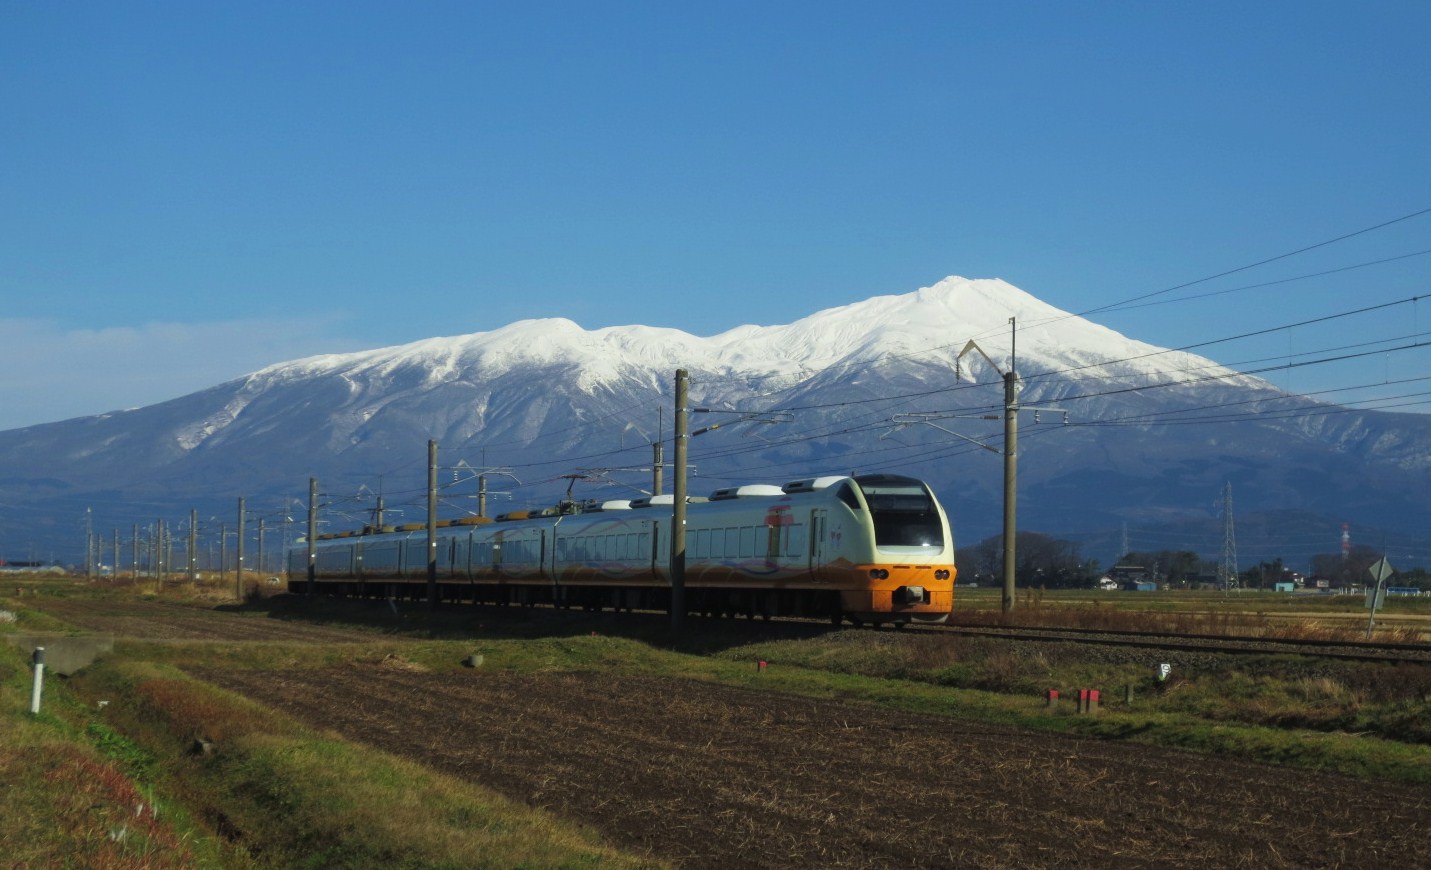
957,339 -> 1006,377
886,415 -> 1003,454
689,410 -> 794,438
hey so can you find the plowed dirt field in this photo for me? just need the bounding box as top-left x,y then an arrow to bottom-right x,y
42,597 -> 1431,868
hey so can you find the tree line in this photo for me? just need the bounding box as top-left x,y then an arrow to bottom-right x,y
954,533 -> 1428,590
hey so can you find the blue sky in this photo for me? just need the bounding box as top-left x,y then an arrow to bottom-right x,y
3,1 -> 1429,430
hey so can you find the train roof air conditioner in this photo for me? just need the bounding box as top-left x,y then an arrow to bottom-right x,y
709,484 -> 785,500
781,476 -> 848,494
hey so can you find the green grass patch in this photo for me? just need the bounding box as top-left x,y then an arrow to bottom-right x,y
13,581 -> 1431,865
73,659 -> 657,869
0,644 -> 214,868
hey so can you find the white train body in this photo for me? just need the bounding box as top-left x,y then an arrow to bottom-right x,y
289,473 -> 956,624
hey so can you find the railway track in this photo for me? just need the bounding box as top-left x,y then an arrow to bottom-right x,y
918,622 -> 1431,664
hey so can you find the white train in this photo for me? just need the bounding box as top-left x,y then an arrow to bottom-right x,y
288,473 -> 956,625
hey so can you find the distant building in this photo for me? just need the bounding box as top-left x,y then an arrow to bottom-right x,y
1097,566 -> 1161,591
1104,565 -> 1151,581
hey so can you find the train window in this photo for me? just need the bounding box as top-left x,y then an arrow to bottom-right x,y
740,526 -> 756,558
855,476 -> 944,548
366,543 -> 400,572
835,482 -> 862,510
786,523 -> 805,556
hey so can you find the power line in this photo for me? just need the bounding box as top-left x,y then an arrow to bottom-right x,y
1073,205 -> 1431,319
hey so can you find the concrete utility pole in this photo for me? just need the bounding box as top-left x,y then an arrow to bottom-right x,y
236,497 -> 246,599
85,508 -> 93,580
427,439 -> 439,610
306,477 -> 318,595
670,369 -> 689,632
1001,364 -> 1019,615
891,318 -> 1063,616
155,519 -> 165,580
189,509 -> 198,583
955,319 -> 1021,615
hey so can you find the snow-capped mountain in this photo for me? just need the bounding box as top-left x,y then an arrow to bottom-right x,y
3,276 -> 1428,569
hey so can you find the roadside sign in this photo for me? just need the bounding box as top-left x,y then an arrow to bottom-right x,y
1365,585 -> 1386,611
1364,558 -> 1395,635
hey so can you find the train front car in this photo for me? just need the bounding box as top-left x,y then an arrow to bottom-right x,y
821,474 -> 956,625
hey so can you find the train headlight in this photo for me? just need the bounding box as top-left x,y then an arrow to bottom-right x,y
868,568 -> 889,580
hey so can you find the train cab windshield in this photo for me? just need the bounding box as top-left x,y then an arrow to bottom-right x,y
852,474 -> 946,549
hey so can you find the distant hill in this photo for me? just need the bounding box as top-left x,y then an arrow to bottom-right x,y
3,276 -> 1429,570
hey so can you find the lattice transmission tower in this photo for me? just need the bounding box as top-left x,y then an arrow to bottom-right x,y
1219,481 -> 1238,589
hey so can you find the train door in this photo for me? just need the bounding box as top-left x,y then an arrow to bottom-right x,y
809,508 -> 828,577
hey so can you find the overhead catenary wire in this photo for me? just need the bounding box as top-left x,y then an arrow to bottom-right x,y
337,211 -> 1431,492
82,208 -> 1431,571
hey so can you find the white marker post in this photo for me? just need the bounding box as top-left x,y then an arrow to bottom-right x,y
30,646 -> 46,715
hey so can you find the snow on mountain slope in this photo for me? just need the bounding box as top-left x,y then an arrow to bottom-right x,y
243,276 -> 1263,399
3,274 -> 1428,567
136,276 -> 1288,458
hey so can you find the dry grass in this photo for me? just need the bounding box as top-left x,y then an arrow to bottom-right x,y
1261,618 -> 1362,642
0,738 -> 200,868
78,661 -> 654,868
0,649 -> 203,868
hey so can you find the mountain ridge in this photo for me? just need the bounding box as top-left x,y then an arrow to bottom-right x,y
2,275 -> 1428,569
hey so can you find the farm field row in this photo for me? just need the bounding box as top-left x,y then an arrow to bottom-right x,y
2,579 -> 1429,867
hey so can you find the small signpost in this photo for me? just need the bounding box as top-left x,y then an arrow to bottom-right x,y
1364,557 -> 1394,639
